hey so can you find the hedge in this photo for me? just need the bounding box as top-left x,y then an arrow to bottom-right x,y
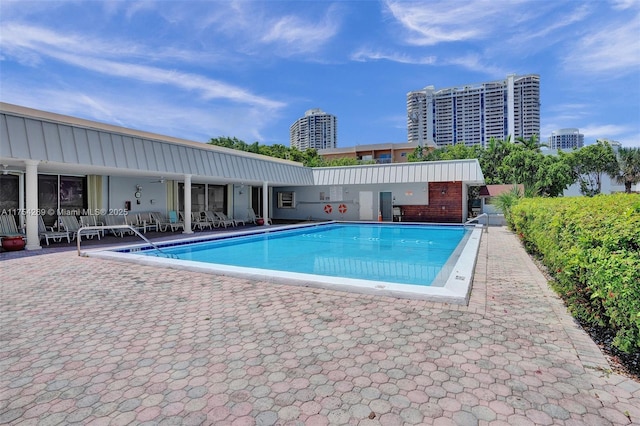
510,194 -> 640,353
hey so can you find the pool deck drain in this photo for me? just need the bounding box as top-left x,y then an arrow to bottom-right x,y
1,227 -> 638,425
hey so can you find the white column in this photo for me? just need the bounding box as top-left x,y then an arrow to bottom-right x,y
183,175 -> 193,234
262,181 -> 270,226
18,173 -> 25,230
24,160 -> 41,250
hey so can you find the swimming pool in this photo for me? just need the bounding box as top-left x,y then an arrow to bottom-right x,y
87,222 -> 483,304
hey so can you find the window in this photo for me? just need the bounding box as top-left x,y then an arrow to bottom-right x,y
278,191 -> 295,208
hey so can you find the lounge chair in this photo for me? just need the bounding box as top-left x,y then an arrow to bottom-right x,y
59,215 -> 101,241
80,215 -> 105,237
191,212 -> 213,231
0,214 -> 26,238
137,212 -> 159,233
203,211 -> 223,228
38,215 -> 70,245
213,211 -> 235,228
104,214 -> 129,237
247,208 -> 272,225
124,214 -> 146,234
155,211 -> 184,232
216,211 -> 245,227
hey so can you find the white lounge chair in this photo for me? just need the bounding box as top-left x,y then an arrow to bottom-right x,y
137,212 -> 159,233
80,215 -> 105,236
59,215 -> 101,241
247,208 -> 272,225
38,215 -> 70,245
191,212 -> 213,231
104,214 -> 129,237
203,211 -> 223,228
155,211 -> 184,232
0,214 -> 26,238
213,211 -> 236,227
217,211 -> 245,227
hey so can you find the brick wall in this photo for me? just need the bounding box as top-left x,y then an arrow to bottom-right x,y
398,182 -> 463,223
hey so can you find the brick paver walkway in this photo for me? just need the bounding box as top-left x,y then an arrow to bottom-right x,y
1,227 -> 638,425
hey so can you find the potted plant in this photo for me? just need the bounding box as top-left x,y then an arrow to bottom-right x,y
1,236 -> 26,251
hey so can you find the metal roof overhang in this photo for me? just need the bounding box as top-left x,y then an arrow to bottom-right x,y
0,103 -> 314,186
312,160 -> 485,186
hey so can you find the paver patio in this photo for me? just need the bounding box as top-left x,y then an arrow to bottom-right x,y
1,227 -> 638,425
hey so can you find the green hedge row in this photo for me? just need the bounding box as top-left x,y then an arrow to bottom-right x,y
510,194 -> 640,353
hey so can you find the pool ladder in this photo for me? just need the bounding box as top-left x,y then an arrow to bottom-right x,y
464,213 -> 488,232
76,225 -> 178,258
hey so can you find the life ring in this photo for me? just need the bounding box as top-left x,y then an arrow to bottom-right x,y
338,204 -> 347,214
324,204 -> 332,214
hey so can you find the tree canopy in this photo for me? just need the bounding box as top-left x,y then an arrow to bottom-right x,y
207,137 -> 369,168
209,136 -> 636,198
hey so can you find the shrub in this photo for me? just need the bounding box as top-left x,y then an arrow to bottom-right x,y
511,194 -> 640,353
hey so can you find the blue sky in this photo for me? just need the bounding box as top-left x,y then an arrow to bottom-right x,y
1,1 -> 639,148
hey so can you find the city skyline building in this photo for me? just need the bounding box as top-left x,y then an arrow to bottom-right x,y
289,108 -> 337,150
548,128 -> 584,150
407,74 -> 540,148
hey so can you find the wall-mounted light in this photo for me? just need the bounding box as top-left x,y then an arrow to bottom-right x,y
441,188 -> 447,195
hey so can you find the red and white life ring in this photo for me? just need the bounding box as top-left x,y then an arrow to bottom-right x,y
338,204 -> 347,214
324,204 -> 332,214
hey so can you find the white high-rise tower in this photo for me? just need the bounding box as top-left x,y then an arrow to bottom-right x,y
407,74 -> 540,147
290,108 -> 337,150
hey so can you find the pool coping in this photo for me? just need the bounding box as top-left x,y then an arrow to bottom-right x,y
85,221 -> 484,305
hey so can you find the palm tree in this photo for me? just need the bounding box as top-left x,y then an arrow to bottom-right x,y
515,134 -> 547,151
615,147 -> 640,193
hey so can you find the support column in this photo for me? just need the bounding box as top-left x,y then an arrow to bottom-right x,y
262,181 -> 270,226
18,173 -> 25,230
24,160 -> 41,250
183,175 -> 193,234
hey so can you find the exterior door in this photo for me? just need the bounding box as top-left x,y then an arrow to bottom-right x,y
379,191 -> 392,221
359,191 -> 373,220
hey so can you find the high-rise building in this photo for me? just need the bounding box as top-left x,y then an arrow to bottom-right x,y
407,74 -> 540,148
290,108 -> 337,150
548,128 -> 584,150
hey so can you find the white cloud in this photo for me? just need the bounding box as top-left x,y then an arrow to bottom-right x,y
581,123 -> 633,140
383,0 -> 525,46
0,23 -> 284,110
1,84 -> 277,143
350,48 -> 436,65
563,14 -> 640,77
261,12 -> 340,56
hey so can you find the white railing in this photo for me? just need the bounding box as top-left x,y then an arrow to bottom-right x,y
76,225 -> 177,258
464,213 -> 489,232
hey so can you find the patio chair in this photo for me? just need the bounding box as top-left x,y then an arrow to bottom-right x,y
137,212 -> 159,233
203,211 -> 223,228
212,211 -> 235,228
80,215 -> 105,237
155,211 -> 184,232
38,215 -> 70,245
191,212 -> 213,231
104,214 -> 129,237
59,215 -> 101,241
0,214 -> 25,238
215,211 -> 245,227
247,208 -> 272,225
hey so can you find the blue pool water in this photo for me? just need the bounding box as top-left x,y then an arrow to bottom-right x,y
135,223 -> 469,287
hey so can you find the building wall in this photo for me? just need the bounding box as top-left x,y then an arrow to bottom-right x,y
272,181 -> 467,223
318,145 -> 416,164
399,182 -> 463,223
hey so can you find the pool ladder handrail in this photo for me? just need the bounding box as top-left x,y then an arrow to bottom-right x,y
464,213 -> 488,232
77,225 -> 178,258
